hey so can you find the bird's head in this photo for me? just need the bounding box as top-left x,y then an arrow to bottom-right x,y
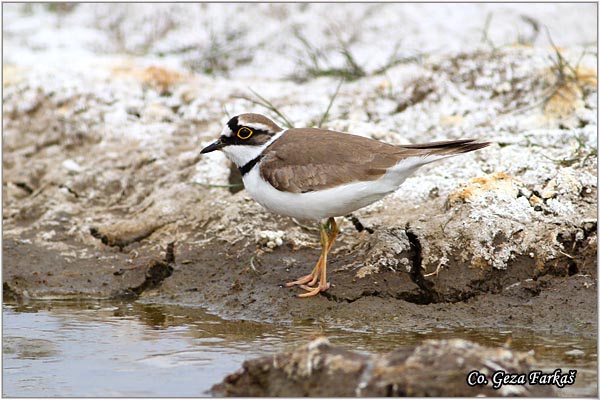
201,113 -> 283,167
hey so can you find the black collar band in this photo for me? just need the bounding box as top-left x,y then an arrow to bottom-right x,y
239,154 -> 263,176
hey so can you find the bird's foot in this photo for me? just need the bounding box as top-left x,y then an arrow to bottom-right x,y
283,255 -> 323,288
298,281 -> 330,297
283,273 -> 317,288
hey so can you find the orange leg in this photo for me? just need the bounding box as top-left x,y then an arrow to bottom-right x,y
284,217 -> 338,298
300,218 -> 338,289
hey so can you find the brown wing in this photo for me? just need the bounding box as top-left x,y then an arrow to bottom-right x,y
260,129 -> 403,193
260,128 -> 490,193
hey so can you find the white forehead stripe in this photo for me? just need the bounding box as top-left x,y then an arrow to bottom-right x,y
236,121 -> 274,132
220,126 -> 233,137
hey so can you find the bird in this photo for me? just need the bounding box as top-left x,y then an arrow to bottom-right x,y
201,113 -> 490,298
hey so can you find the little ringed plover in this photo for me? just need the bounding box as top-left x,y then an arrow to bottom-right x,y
201,113 -> 490,298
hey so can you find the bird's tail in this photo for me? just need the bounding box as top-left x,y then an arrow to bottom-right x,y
399,139 -> 491,156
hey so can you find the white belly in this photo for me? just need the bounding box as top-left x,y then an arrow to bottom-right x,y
242,158 -> 426,221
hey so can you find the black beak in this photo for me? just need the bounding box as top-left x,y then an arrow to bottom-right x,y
200,139 -> 224,154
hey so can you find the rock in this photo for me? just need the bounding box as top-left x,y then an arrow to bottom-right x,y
212,337 -> 555,397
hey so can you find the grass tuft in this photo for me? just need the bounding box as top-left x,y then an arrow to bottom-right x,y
317,79 -> 344,128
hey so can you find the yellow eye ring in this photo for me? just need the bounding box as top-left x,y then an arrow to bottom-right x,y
237,127 -> 253,139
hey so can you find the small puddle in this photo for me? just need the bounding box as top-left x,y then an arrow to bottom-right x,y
2,301 -> 597,397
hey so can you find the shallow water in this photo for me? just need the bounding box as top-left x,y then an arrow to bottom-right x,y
3,301 -> 597,397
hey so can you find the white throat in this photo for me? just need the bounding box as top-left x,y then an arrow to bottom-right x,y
222,129 -> 287,167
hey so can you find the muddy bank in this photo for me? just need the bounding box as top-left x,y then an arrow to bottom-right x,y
3,220 -> 596,337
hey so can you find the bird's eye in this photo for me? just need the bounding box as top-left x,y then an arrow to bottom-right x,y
237,127 -> 253,139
